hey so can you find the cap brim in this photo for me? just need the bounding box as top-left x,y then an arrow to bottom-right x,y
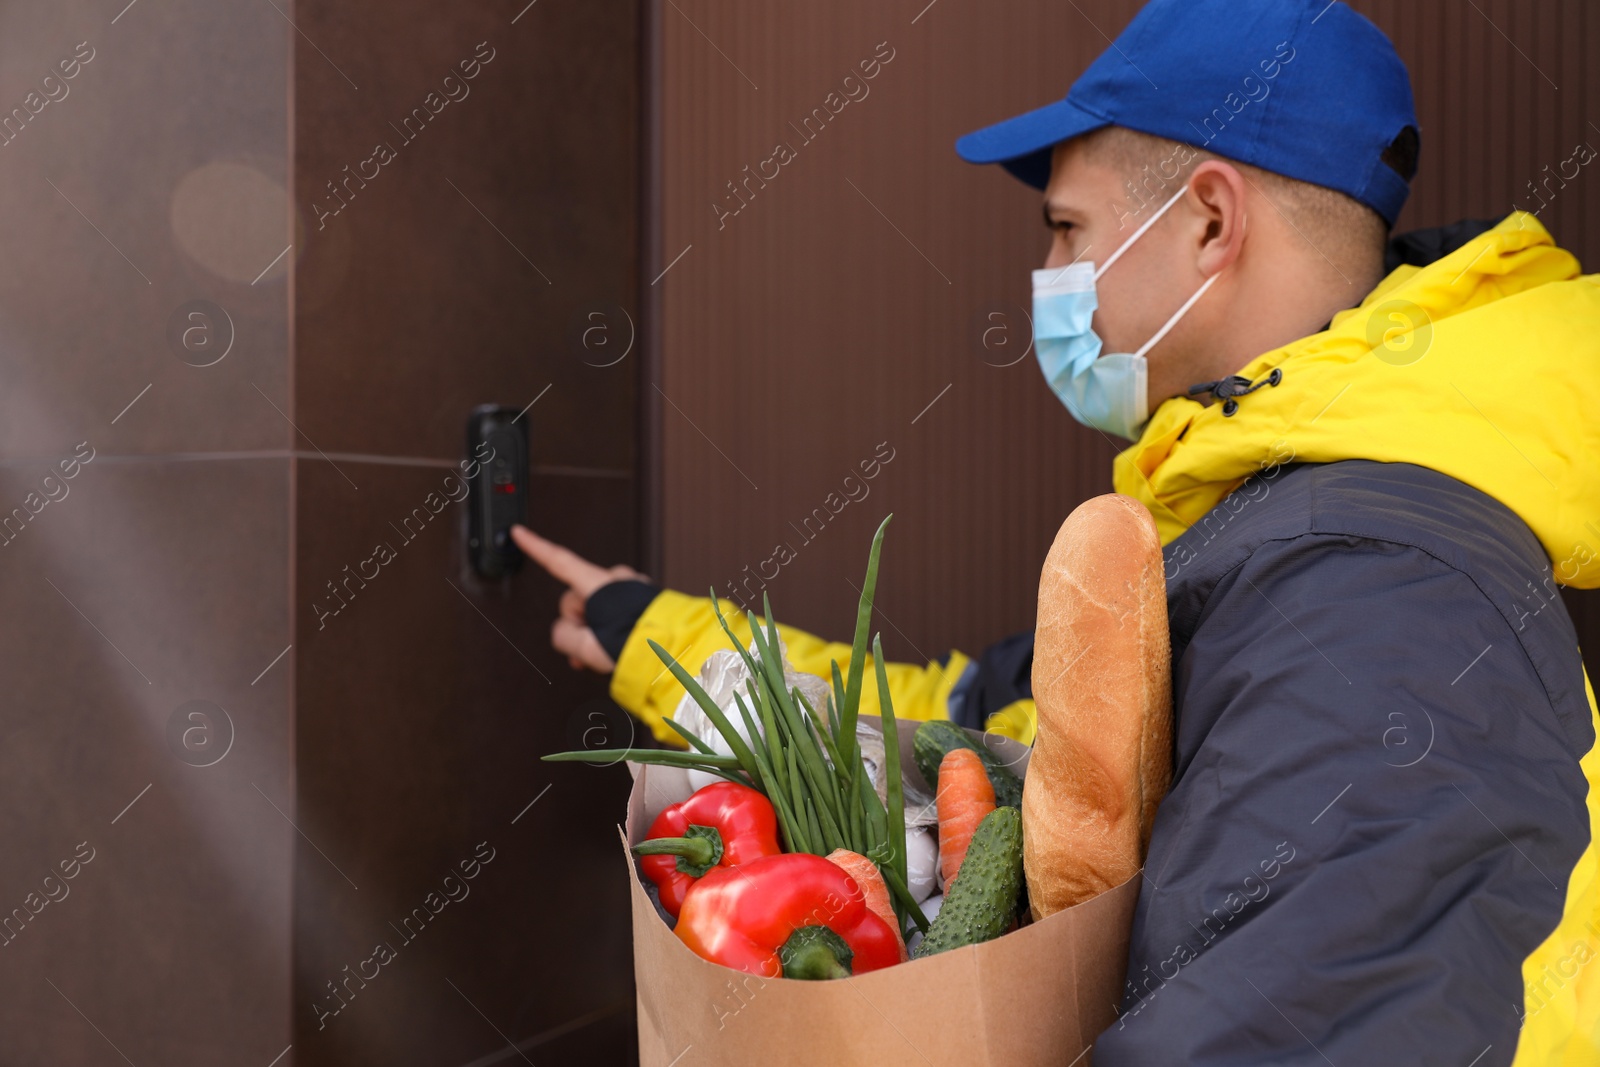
954,96 -> 1108,190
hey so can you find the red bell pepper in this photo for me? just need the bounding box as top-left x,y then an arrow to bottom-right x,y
632,782 -> 781,918
673,853 -> 902,980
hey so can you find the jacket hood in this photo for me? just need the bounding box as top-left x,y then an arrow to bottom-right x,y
1114,212 -> 1600,589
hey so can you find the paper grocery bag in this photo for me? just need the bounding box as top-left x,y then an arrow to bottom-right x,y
623,723 -> 1142,1067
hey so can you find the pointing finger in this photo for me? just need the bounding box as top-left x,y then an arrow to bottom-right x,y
511,525 -> 611,595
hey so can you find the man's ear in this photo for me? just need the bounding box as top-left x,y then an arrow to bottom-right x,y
1187,160 -> 1249,277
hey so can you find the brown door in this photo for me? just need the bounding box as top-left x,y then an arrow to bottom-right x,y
290,2 -> 646,1064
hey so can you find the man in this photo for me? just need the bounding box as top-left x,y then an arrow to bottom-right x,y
518,0 -> 1600,1061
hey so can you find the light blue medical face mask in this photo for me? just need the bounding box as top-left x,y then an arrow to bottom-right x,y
1032,184 -> 1222,440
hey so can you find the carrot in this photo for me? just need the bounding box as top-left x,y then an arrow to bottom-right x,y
937,748 -> 996,890
826,848 -> 907,960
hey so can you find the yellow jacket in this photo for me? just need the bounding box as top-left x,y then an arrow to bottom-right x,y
1109,212 -> 1600,1066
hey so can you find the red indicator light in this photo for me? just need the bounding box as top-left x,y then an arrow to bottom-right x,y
494,483 -> 517,494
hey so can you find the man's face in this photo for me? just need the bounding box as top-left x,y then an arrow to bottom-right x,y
1040,138 -> 1209,386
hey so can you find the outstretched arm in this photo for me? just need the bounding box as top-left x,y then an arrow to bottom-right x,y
513,526 -> 971,745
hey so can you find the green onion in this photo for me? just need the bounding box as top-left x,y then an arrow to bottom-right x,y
648,639 -> 764,782
874,633 -> 909,917
664,718 -> 717,755
792,688 -> 849,834
786,744 -> 815,854
843,759 -> 866,853
839,516 -> 892,768
879,864 -> 930,933
542,748 -> 740,769
750,681 -> 790,798
829,663 -> 846,739
730,688 -> 789,824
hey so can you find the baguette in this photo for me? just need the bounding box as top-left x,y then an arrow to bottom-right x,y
1023,494 -> 1172,919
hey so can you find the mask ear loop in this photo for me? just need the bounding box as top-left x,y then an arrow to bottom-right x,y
1093,183 -> 1190,281
1135,271 -> 1221,360
1132,195 -> 1243,359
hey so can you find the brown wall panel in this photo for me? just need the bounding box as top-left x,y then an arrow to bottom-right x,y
292,1 -> 641,473
0,458 -> 293,1065
656,0 -> 1600,676
0,1 -> 291,458
0,0 -> 295,1062
656,1 -> 1120,663
1352,0 -> 1599,252
292,461 -> 637,1066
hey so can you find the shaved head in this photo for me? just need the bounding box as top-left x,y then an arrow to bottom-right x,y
1076,126 -> 1389,287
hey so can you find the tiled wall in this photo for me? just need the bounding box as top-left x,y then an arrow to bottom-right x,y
0,0 -> 295,1063
2,0 -> 644,1064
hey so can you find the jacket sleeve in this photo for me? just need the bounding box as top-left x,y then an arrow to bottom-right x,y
1092,534 -> 1590,1066
608,588 -> 971,746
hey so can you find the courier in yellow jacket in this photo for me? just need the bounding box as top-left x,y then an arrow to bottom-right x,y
518,208 -> 1600,1065
516,1 -> 1600,1060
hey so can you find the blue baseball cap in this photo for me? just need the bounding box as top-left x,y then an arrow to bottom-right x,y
954,0 -> 1418,226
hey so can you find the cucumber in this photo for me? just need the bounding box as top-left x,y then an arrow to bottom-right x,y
913,720 -> 1024,808
911,806 -> 1024,958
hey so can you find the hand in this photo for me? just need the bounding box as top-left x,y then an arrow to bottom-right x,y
510,525 -> 646,673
